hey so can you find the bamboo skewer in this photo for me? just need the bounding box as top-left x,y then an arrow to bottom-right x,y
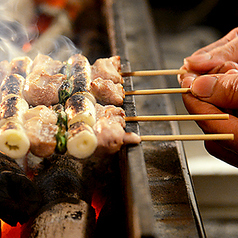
140,134 -> 234,141
126,114 -> 229,122
121,69 -> 187,77
125,88 -> 190,95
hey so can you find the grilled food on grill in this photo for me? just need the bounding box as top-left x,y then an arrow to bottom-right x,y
23,105 -> 58,158
0,95 -> 30,159
65,92 -> 96,127
67,121 -> 97,159
0,74 -> 25,102
0,53 -> 140,160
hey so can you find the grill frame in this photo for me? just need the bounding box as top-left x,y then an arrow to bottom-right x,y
103,0 -> 206,237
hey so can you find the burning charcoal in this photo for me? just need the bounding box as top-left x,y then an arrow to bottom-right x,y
33,154 -> 92,205
0,152 -> 41,226
21,201 -> 96,238
21,154 -> 96,237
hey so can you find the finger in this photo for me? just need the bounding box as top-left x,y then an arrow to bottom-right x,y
209,61 -> 238,74
205,140 -> 238,168
177,65 -> 198,85
184,29 -> 238,73
192,28 -> 238,56
182,93 -> 238,153
190,73 -> 238,109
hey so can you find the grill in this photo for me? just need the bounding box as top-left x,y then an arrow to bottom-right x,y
0,0 -> 206,237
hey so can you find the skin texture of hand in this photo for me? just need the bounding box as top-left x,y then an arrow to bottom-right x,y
178,28 -> 238,167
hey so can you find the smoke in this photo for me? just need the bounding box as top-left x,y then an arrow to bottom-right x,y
0,0 -> 78,62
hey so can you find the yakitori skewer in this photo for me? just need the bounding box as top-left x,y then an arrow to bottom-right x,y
121,69 -> 187,77
126,114 -> 229,122
125,88 -> 190,95
140,134 -> 234,141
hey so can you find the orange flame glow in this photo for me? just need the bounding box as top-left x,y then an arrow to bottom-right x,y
91,190 -> 107,220
1,220 -> 22,238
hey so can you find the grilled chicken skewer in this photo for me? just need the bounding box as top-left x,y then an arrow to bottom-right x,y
58,54 -> 98,159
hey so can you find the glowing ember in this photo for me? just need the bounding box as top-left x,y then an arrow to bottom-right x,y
91,189 -> 107,220
1,220 -> 22,238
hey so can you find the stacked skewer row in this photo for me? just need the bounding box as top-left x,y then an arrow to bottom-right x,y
0,55 -> 234,164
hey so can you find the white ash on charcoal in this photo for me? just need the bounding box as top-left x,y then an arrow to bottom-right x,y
0,152 -> 41,226
21,154 -> 97,238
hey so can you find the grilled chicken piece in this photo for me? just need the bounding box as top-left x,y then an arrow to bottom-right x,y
10,56 -> 32,78
31,54 -> 63,75
93,118 -> 141,155
23,105 -> 58,125
94,103 -> 140,155
65,92 -> 96,127
93,117 -> 124,154
23,70 -> 66,106
67,121 -> 97,159
0,74 -> 25,102
23,105 -> 58,158
95,103 -> 126,128
24,118 -> 58,158
91,77 -> 125,106
91,56 -> 123,84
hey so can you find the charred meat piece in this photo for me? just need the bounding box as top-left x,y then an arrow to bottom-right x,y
91,56 -> 124,84
10,56 -> 32,78
91,77 -> 125,106
31,54 -> 63,75
0,153 -> 41,226
23,70 -> 66,106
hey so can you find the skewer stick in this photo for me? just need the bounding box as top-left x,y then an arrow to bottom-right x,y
125,88 -> 190,95
121,69 -> 187,77
140,134 -> 234,141
126,114 -> 229,122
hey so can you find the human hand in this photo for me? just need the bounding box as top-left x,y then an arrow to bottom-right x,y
178,28 -> 238,167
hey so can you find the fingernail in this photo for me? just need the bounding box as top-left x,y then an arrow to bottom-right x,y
192,76 -> 217,97
185,53 -> 211,64
181,76 -> 196,88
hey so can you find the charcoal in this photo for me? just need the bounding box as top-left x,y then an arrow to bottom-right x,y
0,153 -> 41,226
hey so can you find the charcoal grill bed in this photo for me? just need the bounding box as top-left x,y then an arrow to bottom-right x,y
104,0 -> 206,237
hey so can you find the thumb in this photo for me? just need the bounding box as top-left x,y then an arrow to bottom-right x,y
190,72 -> 238,109
184,37 -> 238,73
